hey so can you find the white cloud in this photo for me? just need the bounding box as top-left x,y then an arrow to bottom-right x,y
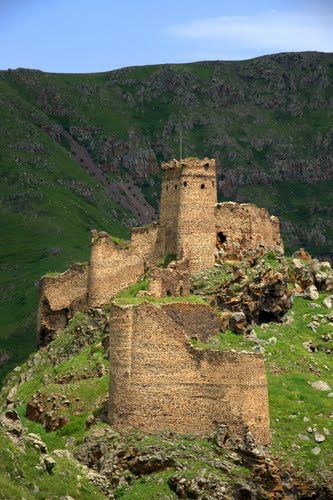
167,11 -> 333,54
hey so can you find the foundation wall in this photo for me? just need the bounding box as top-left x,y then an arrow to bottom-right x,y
108,302 -> 270,445
37,263 -> 89,347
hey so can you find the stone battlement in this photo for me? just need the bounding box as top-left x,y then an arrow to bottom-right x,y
161,157 -> 216,173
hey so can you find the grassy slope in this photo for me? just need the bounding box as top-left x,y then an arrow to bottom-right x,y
1,52 -> 332,381
194,293 -> 333,476
0,431 -> 105,500
0,78 -> 129,383
0,293 -> 332,497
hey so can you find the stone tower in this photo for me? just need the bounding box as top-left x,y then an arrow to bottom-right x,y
158,157 -> 217,273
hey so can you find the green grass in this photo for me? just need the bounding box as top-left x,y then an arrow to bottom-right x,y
114,294 -> 207,306
0,431 -> 105,499
0,77 -> 129,384
191,293 -> 333,476
1,290 -> 332,496
117,277 -> 149,298
115,471 -> 177,499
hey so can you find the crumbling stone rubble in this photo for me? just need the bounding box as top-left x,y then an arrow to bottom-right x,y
289,253 -> 333,294
191,253 -> 292,334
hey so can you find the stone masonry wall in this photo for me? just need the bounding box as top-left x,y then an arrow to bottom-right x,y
88,223 -> 162,307
38,263 -> 89,347
157,165 -> 181,257
158,158 -> 218,273
148,259 -> 190,298
215,202 -> 284,255
108,302 -> 270,445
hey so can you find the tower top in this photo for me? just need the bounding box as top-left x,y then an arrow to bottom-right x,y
161,157 -> 215,171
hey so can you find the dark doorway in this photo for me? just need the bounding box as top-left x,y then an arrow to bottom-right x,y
217,231 -> 227,245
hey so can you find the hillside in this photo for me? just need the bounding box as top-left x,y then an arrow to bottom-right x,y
0,277 -> 332,498
1,51 -> 333,381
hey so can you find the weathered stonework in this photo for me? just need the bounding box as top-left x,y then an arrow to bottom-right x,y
38,263 -> 88,347
158,158 -> 217,273
88,223 -> 162,307
108,302 -> 270,445
37,157 -> 284,345
215,202 -> 283,259
148,258 -> 190,298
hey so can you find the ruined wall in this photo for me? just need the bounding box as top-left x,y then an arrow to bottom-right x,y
215,202 -> 284,256
158,158 -> 217,273
108,302 -> 270,445
88,223 -> 162,307
38,263 -> 88,347
148,259 -> 190,298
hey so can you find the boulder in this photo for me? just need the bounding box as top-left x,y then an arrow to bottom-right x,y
323,297 -> 332,309
311,381 -> 332,391
304,285 -> 319,301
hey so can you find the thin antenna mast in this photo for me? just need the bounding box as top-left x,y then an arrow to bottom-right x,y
179,128 -> 182,161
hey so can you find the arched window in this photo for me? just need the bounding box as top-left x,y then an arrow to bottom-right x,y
201,184 -> 205,189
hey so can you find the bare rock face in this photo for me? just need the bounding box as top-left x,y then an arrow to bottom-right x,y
191,252 -> 292,334
168,474 -> 229,499
0,350 -> 12,367
25,391 -> 69,431
216,270 -> 291,333
0,409 -> 23,444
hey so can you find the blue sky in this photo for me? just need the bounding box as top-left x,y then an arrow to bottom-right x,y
0,0 -> 332,73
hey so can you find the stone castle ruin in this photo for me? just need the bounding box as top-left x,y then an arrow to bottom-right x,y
108,301 -> 270,445
38,157 -> 284,444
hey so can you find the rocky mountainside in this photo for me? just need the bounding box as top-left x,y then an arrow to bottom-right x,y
0,51 -> 332,381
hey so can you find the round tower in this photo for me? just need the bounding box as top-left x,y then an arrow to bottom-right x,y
158,157 -> 217,273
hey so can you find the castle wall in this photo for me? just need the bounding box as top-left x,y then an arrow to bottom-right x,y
148,259 -> 190,298
215,202 -> 284,254
108,302 -> 270,445
158,158 -> 218,273
88,224 -> 161,307
37,263 -> 88,347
